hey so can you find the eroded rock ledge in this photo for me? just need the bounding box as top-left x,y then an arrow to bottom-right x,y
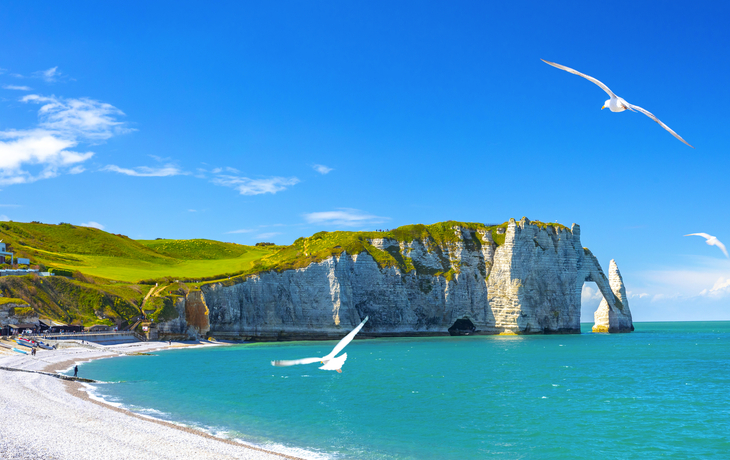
158,218 -> 633,340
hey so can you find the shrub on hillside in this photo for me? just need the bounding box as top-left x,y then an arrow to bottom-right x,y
49,267 -> 74,277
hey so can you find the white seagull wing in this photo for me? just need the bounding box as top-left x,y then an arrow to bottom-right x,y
271,357 -> 323,367
684,233 -> 712,240
541,59 -> 617,99
715,240 -> 730,258
319,353 -> 347,371
324,316 -> 369,360
627,103 -> 694,148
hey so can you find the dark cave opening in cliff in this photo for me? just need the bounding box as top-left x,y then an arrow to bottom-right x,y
581,281 -> 603,327
448,318 -> 476,336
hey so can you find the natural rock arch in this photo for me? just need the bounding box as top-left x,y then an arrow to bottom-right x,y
582,259 -> 634,333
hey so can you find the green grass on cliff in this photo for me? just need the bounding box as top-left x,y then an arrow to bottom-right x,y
242,221 -> 497,280
0,222 -> 277,283
137,239 -> 254,260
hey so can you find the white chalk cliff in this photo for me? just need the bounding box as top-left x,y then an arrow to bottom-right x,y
159,218 -> 633,339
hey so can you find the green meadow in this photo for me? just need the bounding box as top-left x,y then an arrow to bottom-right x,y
0,222 -> 279,283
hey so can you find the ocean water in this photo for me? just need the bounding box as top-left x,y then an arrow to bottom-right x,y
78,322 -> 730,459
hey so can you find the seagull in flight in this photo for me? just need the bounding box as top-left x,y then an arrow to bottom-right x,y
685,233 -> 729,258
541,59 -> 693,148
271,316 -> 369,373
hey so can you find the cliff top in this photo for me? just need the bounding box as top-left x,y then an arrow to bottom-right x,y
239,219 -> 569,279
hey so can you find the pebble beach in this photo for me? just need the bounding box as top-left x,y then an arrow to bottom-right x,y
0,340 -> 303,460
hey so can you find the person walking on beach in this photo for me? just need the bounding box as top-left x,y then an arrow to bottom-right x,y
74,365 -> 78,377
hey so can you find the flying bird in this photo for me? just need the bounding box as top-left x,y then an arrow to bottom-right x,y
685,233 -> 729,258
541,59 -> 693,148
271,316 -> 369,373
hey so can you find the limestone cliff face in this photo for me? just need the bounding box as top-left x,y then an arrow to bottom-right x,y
160,218 -> 633,339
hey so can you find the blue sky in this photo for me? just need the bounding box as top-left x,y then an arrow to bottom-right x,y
1,1 -> 729,321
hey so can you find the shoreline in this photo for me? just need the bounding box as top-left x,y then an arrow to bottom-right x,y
0,339 -> 309,460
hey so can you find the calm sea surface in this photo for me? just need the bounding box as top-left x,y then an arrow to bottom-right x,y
78,322 -> 730,459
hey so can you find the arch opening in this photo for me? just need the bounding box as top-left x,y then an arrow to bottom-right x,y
580,281 -> 604,331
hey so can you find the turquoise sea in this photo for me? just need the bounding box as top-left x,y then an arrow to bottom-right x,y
78,322 -> 730,459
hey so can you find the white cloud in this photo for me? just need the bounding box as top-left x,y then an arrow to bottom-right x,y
0,204 -> 20,208
0,129 -> 94,185
22,94 -> 131,140
3,85 -> 31,91
312,164 -> 333,174
32,66 -> 61,83
0,215 -> 8,221
225,229 -> 254,234
102,164 -> 184,177
627,291 -> 649,299
256,232 -> 281,239
212,175 -> 300,195
0,94 -> 130,186
303,208 -> 389,227
80,221 -> 105,230
699,277 -> 730,298
581,284 -> 604,303
188,209 -> 197,213
69,165 -> 85,174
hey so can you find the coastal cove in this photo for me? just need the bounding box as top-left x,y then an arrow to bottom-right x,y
71,322 -> 730,460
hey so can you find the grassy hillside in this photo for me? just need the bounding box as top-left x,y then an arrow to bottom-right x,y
0,274 -> 144,327
138,238 -> 256,260
0,222 -> 278,283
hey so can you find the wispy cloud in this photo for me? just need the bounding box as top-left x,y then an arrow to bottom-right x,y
0,215 -> 9,221
303,208 -> 389,227
312,164 -> 333,175
0,94 -> 130,185
3,85 -> 31,91
699,277 -> 730,298
22,94 -> 131,141
102,164 -> 185,177
32,66 -> 62,83
225,228 -> 255,234
212,175 -> 300,195
256,232 -> 281,239
80,221 -> 105,230
0,204 -> 21,208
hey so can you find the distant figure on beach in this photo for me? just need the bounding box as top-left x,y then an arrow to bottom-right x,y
74,365 -> 78,377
